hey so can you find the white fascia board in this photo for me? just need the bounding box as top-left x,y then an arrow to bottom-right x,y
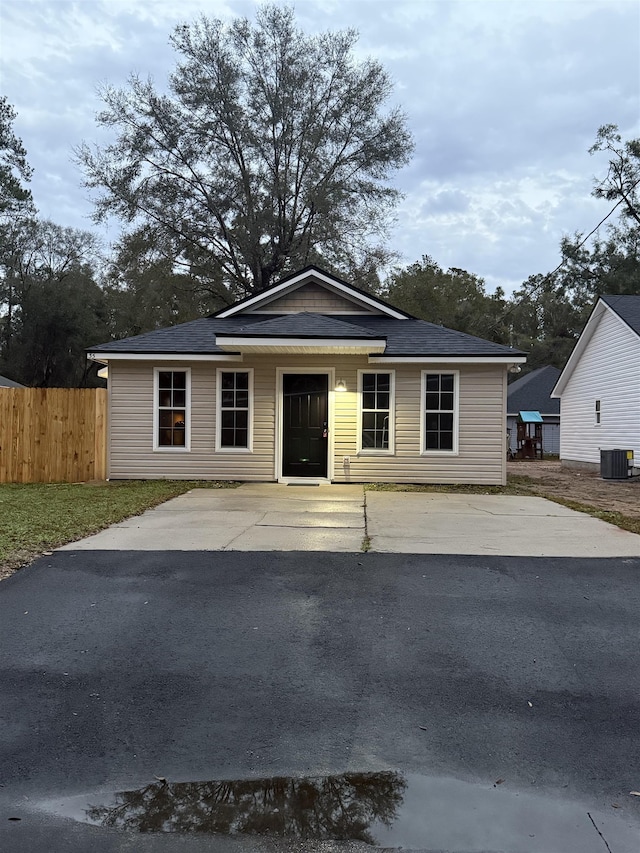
215,336 -> 387,351
550,299 -> 607,398
87,352 -> 243,362
216,270 -> 407,319
368,355 -> 527,365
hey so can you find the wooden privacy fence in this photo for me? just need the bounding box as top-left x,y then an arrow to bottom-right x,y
0,388 -> 107,483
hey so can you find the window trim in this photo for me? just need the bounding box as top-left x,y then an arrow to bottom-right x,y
420,370 -> 460,456
357,370 -> 395,455
153,367 -> 191,452
215,368 -> 254,453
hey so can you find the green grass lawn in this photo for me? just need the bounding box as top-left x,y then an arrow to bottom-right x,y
0,480 -> 237,578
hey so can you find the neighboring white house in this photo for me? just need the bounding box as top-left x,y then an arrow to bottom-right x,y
507,365 -> 561,455
551,295 -> 640,473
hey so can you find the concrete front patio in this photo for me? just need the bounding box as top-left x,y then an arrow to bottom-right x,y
59,483 -> 640,557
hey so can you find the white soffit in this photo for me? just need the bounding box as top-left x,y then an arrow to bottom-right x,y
368,355 -> 527,365
214,336 -> 387,354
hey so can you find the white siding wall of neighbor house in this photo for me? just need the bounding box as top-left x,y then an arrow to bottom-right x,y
559,309 -> 640,467
108,358 -> 507,484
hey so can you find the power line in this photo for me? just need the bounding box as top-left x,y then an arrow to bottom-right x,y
489,183 -> 638,332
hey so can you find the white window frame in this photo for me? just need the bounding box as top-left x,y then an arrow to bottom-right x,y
153,367 -> 191,452
357,370 -> 395,455
595,399 -> 601,426
215,368 -> 254,453
420,370 -> 460,456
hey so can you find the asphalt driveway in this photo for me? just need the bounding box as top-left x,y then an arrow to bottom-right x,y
2,549 -> 640,852
59,483 -> 640,557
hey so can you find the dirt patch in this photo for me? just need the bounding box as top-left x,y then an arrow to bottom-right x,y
0,549 -> 45,583
508,459 -> 640,519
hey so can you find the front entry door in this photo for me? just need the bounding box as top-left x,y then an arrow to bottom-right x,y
282,374 -> 329,478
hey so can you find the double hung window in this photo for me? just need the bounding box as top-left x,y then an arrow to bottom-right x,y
217,370 -> 253,451
422,372 -> 458,453
155,369 -> 190,450
358,371 -> 394,453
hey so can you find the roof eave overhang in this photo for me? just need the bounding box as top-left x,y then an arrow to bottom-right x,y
214,336 -> 387,354
368,355 -> 527,365
87,352 -> 243,363
88,350 -> 525,364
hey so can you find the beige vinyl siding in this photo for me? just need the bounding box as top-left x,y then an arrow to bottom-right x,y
332,361 -> 506,484
109,361 -> 274,481
108,357 -> 507,484
246,281 -> 378,314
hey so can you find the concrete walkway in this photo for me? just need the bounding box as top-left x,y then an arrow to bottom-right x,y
60,482 -> 640,557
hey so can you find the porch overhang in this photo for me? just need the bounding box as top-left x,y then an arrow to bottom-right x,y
213,336 -> 387,355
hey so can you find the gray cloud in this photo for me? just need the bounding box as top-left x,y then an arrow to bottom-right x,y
1,0 -> 638,293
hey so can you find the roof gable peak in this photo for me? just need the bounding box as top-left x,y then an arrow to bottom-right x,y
599,294 -> 640,337
214,266 -> 411,320
552,296 -> 640,398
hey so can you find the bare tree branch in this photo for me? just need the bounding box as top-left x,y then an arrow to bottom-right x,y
75,5 -> 413,298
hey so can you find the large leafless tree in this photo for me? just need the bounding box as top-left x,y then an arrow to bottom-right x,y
76,5 -> 413,300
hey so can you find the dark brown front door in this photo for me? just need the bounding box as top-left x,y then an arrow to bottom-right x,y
282,374 -> 328,478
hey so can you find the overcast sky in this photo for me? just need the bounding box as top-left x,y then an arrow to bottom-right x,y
1,0 -> 638,293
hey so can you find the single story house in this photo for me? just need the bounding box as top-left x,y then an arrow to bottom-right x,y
88,266 -> 526,485
507,365 -> 561,455
551,295 -> 640,473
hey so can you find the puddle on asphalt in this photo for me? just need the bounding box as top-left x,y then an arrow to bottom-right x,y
45,772 -> 403,843
39,771 -> 640,851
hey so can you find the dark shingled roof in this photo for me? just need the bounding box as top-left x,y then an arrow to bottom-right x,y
89,317 -> 226,354
0,373 -> 25,387
600,295 -> 640,337
507,366 -> 561,415
331,316 -> 522,357
89,312 -> 525,358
